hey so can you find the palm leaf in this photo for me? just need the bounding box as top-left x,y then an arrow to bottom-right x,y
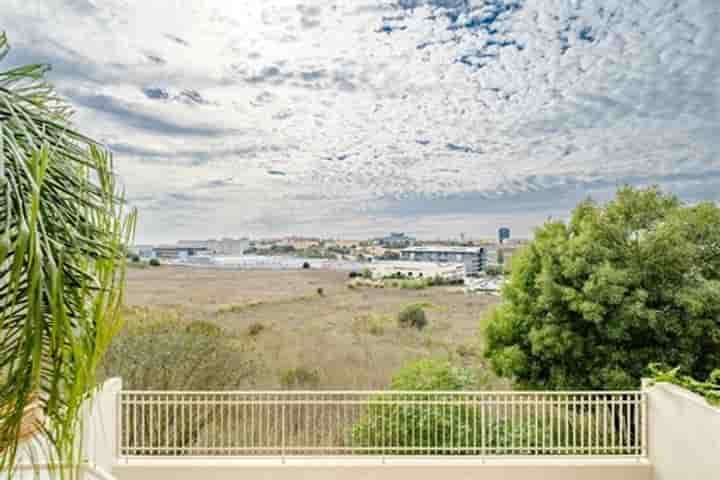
0,32 -> 136,477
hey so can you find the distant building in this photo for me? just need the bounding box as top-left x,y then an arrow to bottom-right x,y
178,238 -> 250,256
129,245 -> 157,260
401,246 -> 486,274
378,232 -> 416,248
499,227 -> 511,244
154,244 -> 211,260
369,261 -> 466,281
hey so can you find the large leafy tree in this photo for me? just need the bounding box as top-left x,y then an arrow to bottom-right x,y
485,186 -> 720,390
0,33 -> 135,472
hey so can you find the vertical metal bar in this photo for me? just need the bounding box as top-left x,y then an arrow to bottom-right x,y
282,394 -> 286,461
641,391 -> 648,457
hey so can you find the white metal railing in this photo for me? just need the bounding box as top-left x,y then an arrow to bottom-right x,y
118,391 -> 647,459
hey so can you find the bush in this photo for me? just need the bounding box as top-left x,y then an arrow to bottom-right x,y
352,359 -> 477,452
99,317 -> 258,390
130,254 -> 140,263
302,261 -> 311,269
279,367 -> 320,390
390,358 -> 475,391
649,364 -> 720,406
317,287 -> 324,296
246,322 -> 265,337
397,304 -> 428,330
149,258 -> 161,267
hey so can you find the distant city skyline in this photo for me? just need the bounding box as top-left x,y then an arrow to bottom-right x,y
3,0 -> 719,244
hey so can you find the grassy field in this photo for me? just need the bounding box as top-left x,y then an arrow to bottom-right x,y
121,266 -> 502,390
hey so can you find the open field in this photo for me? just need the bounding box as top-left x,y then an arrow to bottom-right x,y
122,266 -> 502,390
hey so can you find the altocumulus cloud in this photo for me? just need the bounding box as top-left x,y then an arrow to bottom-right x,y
1,0 -> 719,242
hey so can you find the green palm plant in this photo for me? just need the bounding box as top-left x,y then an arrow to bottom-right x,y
0,33 -> 136,476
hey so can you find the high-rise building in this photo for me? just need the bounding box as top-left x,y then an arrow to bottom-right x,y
498,227 -> 511,244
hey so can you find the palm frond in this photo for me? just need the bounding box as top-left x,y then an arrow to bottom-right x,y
0,32 -> 136,477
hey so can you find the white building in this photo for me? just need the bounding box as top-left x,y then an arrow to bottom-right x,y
177,238 -> 250,256
369,261 -> 466,280
401,246 -> 486,274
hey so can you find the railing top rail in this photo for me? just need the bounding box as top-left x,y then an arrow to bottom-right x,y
120,390 -> 644,395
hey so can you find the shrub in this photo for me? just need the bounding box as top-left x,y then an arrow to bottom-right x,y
456,343 -> 477,359
302,261 -> 311,269
149,258 -> 161,267
130,254 -> 141,262
352,359 -> 477,452
391,358 -> 475,391
649,364 -> 720,406
317,287 -> 324,296
397,304 -> 428,330
279,367 -> 320,390
99,317 -> 258,391
246,322 -> 265,337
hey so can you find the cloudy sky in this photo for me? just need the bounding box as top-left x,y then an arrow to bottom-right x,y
3,0 -> 719,243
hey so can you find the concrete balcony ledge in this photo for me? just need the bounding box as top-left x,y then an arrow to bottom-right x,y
112,457 -> 652,480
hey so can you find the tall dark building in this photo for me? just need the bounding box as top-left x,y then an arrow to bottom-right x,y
498,227 -> 511,244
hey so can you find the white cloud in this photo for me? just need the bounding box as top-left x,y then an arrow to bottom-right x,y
2,0 -> 719,242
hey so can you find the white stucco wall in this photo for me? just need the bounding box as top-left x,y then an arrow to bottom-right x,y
646,382 -> 720,480
2,378 -> 121,480
83,378 -> 122,472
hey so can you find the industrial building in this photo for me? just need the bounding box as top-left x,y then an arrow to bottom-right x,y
177,238 -> 250,256
401,246 -> 486,274
154,244 -> 211,260
369,261 -> 466,281
377,232 -> 416,248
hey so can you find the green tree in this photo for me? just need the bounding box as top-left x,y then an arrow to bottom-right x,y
485,186 -> 720,390
0,34 -> 135,471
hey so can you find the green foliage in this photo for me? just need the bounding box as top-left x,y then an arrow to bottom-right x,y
279,367 -> 320,390
390,358 -> 475,391
0,33 -> 136,472
649,364 -> 720,407
485,186 -> 720,390
352,358 -> 475,451
352,359 -> 556,454
149,258 -> 161,266
100,317 -> 257,391
397,304 -> 429,330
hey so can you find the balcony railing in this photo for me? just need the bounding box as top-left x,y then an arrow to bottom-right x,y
118,391 -> 646,459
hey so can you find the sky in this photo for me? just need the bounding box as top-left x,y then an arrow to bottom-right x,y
2,0 -> 719,243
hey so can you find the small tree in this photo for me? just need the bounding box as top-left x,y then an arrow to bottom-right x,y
485,186 -> 720,390
397,304 -> 428,330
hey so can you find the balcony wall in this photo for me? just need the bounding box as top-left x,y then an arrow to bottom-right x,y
647,382 -> 720,480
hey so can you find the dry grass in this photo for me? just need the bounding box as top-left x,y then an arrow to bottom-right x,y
123,267 -> 503,390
